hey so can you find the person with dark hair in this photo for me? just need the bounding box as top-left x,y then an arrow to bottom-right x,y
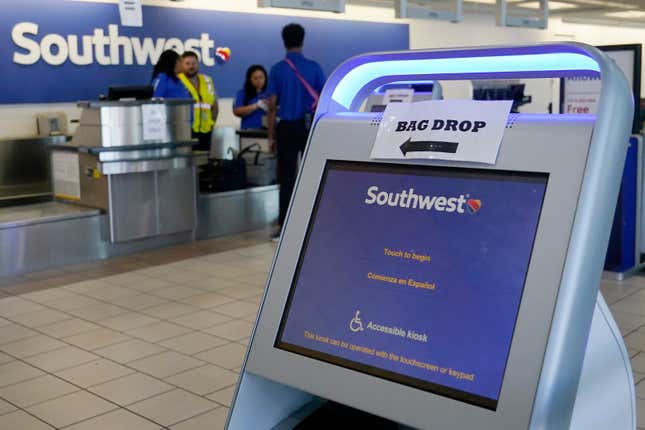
151,50 -> 191,99
266,23 -> 326,240
178,50 -> 219,151
233,65 -> 269,129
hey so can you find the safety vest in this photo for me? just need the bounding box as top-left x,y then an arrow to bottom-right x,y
178,73 -> 216,133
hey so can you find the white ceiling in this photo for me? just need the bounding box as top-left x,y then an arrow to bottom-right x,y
348,0 -> 645,26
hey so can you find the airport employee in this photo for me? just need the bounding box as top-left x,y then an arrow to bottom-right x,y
152,50 -> 191,99
178,51 -> 219,151
266,23 -> 326,238
233,65 -> 269,130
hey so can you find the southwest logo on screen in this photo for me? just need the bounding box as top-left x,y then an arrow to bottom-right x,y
466,199 -> 482,214
364,186 -> 481,215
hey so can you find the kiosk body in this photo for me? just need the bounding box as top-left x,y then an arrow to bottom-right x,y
227,44 -> 635,430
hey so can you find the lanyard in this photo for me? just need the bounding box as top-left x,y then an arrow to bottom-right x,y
284,58 -> 319,110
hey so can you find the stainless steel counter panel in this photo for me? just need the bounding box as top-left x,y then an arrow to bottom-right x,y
80,103 -> 192,127
71,121 -> 193,148
0,136 -> 65,203
109,172 -> 157,241
76,153 -> 197,242
196,185 -> 279,239
99,157 -> 192,175
78,152 -> 108,210
107,166 -> 197,243
93,145 -> 192,162
0,186 -> 276,276
78,99 -> 193,109
157,167 -> 198,236
0,202 -> 192,277
66,99 -> 198,243
0,202 -> 99,230
72,100 -> 193,148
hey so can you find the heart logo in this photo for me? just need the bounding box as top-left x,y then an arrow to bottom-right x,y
466,199 -> 482,214
215,47 -> 231,65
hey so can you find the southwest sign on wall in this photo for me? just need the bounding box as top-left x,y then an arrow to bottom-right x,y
1,0 -> 409,103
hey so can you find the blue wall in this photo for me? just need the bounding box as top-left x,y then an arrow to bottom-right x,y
0,0 -> 409,103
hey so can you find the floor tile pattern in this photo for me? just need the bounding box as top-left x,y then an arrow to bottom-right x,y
0,234 -> 274,429
1,229 -> 644,429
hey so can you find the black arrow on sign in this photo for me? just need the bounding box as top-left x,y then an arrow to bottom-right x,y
399,138 -> 459,155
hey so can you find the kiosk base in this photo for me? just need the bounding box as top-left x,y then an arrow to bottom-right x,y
569,292 -> 636,430
286,401 -> 401,430
229,293 -> 635,429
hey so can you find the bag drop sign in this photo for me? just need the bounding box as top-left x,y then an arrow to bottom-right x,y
370,100 -> 512,164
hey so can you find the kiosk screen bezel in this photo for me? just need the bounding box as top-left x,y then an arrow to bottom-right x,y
274,160 -> 548,411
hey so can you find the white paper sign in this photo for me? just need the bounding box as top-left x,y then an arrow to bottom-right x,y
562,49 -> 634,116
142,104 -> 167,142
562,76 -> 601,115
383,88 -> 415,104
371,100 -> 512,165
119,0 -> 143,27
52,151 -> 80,200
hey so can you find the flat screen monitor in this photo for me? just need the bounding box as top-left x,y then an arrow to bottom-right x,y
560,44 -> 641,133
473,84 -> 531,113
107,85 -> 153,101
275,160 -> 548,411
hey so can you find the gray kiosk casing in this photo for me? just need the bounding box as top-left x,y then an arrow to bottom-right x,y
227,44 -> 635,430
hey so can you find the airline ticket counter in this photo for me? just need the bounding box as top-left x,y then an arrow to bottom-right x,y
0,99 -> 278,276
228,44 -> 636,429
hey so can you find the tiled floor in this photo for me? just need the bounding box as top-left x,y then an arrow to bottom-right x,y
0,236 -> 275,430
1,232 -> 645,428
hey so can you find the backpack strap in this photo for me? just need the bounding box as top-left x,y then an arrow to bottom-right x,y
284,57 -> 319,110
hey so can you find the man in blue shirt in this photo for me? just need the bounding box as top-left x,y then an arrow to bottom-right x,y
266,23 -> 326,239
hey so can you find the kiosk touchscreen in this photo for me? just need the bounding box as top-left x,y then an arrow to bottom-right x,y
276,162 -> 547,411
227,44 -> 636,430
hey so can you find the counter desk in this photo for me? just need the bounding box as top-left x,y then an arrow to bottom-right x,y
0,101 -> 278,277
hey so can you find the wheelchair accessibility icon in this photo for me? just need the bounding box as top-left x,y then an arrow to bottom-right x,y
350,310 -> 364,333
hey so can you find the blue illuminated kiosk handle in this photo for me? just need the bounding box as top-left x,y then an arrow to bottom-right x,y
227,43 -> 635,430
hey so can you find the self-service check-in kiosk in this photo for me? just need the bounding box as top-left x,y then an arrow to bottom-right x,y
227,44 -> 636,429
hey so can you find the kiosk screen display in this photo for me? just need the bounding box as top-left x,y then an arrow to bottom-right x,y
275,161 -> 548,410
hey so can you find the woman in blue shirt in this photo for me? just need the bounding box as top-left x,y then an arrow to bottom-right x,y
151,50 -> 191,99
233,65 -> 269,129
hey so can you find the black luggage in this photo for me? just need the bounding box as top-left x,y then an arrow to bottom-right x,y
199,156 -> 246,193
239,143 -> 277,186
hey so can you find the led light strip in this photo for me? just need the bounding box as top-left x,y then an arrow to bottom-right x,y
331,52 -> 601,109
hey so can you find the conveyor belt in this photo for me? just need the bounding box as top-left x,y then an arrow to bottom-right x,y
0,201 -> 99,230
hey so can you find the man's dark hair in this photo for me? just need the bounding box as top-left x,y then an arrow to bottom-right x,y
181,51 -> 199,59
282,23 -> 305,49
